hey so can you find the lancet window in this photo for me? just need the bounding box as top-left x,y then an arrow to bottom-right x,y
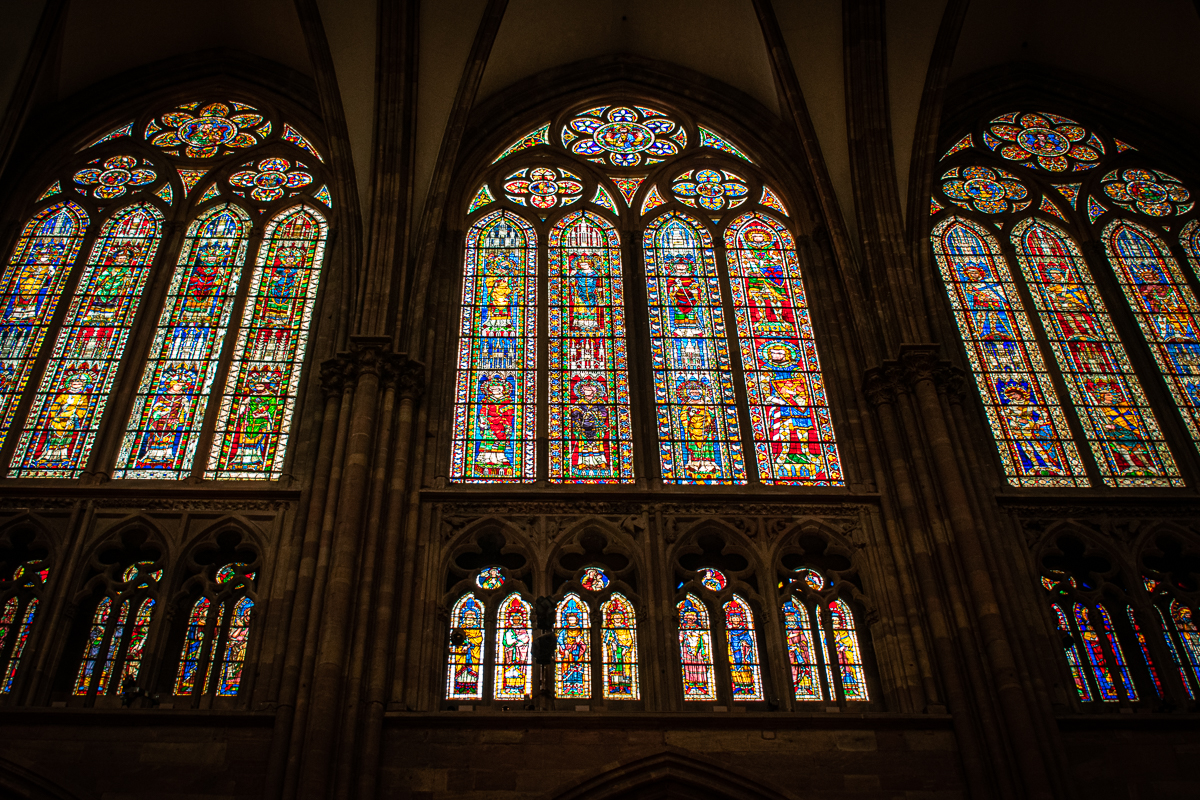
0,99 -> 332,481
932,111 -> 1199,488
451,101 -> 843,485
0,556 -> 49,694
73,560 -> 161,700
173,562 -> 257,700
779,567 -> 870,703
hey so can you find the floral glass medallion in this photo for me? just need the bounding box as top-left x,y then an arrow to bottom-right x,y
562,106 -> 685,167
73,156 -> 156,199
940,166 -> 1028,214
986,111 -> 1103,172
502,166 -> 583,209
147,101 -> 265,158
229,157 -> 313,203
670,169 -> 748,211
1101,168 -> 1192,217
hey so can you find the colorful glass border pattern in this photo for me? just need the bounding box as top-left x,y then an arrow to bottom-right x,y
548,210 -> 634,483
930,216 -> 1088,486
725,212 -> 842,485
449,211 -> 538,482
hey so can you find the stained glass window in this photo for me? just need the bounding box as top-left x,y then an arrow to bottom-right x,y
829,599 -> 869,700
548,211 -> 633,482
601,593 -> 639,700
644,212 -> 744,483
494,593 -> 532,700
781,598 -> 823,700
0,597 -> 37,693
1096,603 -> 1137,701
10,204 -> 163,477
1054,604 -> 1093,702
175,596 -> 211,695
813,604 -> 837,696
1010,219 -> 1180,486
450,211 -> 537,482
726,213 -> 841,484
447,593 -> 485,700
207,206 -> 328,479
75,597 -> 113,695
1102,220 -> 1200,448
1126,606 -> 1162,698
677,593 -> 716,700
0,203 -> 89,452
723,595 -> 763,701
217,596 -> 253,695
115,204 -> 252,478
554,593 -> 591,698
1170,600 -> 1200,689
930,216 -> 1087,486
120,598 -> 155,687
1155,605 -> 1195,699
1073,602 -> 1118,702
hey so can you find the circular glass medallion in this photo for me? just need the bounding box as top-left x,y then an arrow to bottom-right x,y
179,117 -> 238,148
476,566 -> 505,590
1016,128 -> 1071,157
964,177 -> 1006,204
1126,180 -> 1168,205
594,121 -> 653,154
698,568 -> 727,592
581,567 -> 610,591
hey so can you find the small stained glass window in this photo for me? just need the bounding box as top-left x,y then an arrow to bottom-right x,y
723,595 -> 764,701
580,567 -> 609,591
494,593 -> 532,700
476,567 -> 504,590
554,594 -> 591,698
447,593 -> 486,700
677,593 -> 716,701
782,598 -> 823,701
601,593 -> 639,700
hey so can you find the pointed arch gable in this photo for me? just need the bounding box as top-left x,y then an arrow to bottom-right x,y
549,749 -> 802,800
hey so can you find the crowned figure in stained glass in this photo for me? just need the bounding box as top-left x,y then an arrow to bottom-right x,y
568,376 -> 610,477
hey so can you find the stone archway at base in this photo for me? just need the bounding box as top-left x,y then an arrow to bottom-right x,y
549,750 -> 802,800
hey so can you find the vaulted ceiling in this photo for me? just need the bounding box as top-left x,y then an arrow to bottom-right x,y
3,0 -> 1199,249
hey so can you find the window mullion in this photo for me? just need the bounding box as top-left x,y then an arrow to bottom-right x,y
625,213 -> 659,484
536,216 -> 549,484
189,221 -> 264,478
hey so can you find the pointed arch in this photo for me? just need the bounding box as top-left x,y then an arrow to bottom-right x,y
724,212 -> 842,485
1101,219 -> 1200,449
781,598 -> 823,700
9,203 -> 164,477
643,211 -> 745,484
1125,605 -> 1163,698
1170,600 -> 1200,688
723,594 -> 763,701
115,203 -> 253,478
0,596 -> 37,693
554,593 -> 591,698
677,592 -> 716,700
547,209 -> 633,483
493,592 -> 532,699
1053,604 -> 1093,702
207,204 -> 329,479
1010,217 -> 1179,487
0,202 -> 90,452
1096,603 -> 1138,701
174,596 -> 212,695
450,210 -> 538,483
216,595 -> 253,694
930,215 -> 1087,486
1073,602 -> 1118,701
828,598 -> 869,700
550,749 -> 800,800
600,592 -> 639,700
446,593 -> 486,700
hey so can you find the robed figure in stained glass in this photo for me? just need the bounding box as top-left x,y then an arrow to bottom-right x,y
1134,266 -> 1196,343
568,377 -> 610,476
961,264 -> 1015,340
32,368 -> 96,465
1088,379 -> 1154,476
678,595 -> 716,700
766,374 -> 825,481
679,379 -> 718,479
601,595 -> 638,699
226,370 -> 283,470
568,254 -> 601,331
135,370 -> 195,467
724,599 -> 762,699
474,375 -> 515,476
666,256 -> 702,335
740,228 -> 794,335
998,381 -> 1065,475
4,247 -> 59,324
482,253 -> 517,332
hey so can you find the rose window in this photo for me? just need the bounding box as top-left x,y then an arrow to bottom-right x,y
501,166 -> 582,209
72,155 -> 157,199
229,157 -> 313,203
940,166 -> 1028,214
984,112 -> 1103,172
1101,168 -> 1193,217
670,169 -> 749,211
561,105 -> 686,167
147,101 -> 266,159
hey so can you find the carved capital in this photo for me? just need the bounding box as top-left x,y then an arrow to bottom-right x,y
320,357 -> 349,398
935,364 -> 968,404
395,359 -> 427,399
348,335 -> 393,379
862,366 -> 897,406
898,344 -> 940,386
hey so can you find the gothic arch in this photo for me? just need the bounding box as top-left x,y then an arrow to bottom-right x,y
548,749 -> 801,800
0,755 -> 83,800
